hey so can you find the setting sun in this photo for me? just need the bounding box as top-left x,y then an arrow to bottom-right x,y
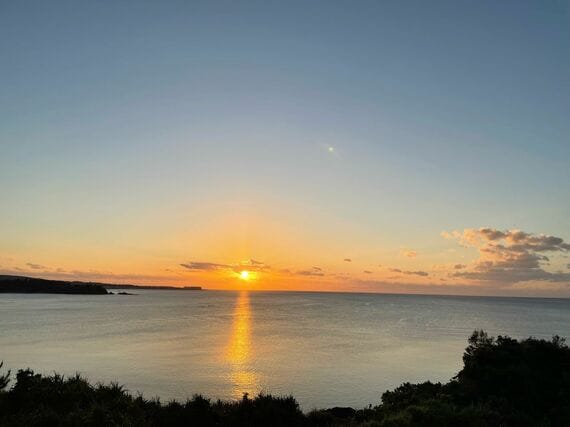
239,271 -> 250,280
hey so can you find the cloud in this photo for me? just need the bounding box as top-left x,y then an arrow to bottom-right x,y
400,249 -> 417,258
344,258 -> 352,262
363,270 -> 372,274
444,228 -> 570,284
295,269 -> 324,277
180,262 -> 230,271
454,264 -> 466,270
405,270 -> 429,277
26,262 -> 46,270
236,259 -> 271,272
294,266 -> 325,277
180,259 -> 271,274
389,268 -> 429,277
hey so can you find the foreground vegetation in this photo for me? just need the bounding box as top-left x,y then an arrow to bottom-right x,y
2,331 -> 570,426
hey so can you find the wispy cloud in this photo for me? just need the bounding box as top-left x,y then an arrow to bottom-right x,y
26,262 -> 46,270
389,268 -> 429,277
295,268 -> 325,277
405,270 -> 429,277
400,249 -> 417,258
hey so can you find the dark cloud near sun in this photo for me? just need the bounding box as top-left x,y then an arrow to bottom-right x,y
180,262 -> 230,271
180,259 -> 271,273
236,259 -> 271,272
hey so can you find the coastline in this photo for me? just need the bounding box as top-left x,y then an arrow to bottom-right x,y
0,275 -> 202,295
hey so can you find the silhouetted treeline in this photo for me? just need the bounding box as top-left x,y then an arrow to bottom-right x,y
1,331 -> 570,426
0,275 -> 202,293
0,276 -> 108,295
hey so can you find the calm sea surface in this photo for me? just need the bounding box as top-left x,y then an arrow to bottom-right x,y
1,290 -> 569,408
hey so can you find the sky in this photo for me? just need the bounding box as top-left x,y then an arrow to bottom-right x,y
1,0 -> 569,296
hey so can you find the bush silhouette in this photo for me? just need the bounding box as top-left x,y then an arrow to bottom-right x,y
0,361 -> 10,391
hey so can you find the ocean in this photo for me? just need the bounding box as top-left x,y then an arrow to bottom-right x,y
1,290 -> 569,409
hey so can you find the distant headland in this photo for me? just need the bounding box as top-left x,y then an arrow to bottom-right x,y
0,275 -> 202,295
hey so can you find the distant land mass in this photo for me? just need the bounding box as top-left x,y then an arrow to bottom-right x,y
103,283 -> 202,291
0,275 -> 202,295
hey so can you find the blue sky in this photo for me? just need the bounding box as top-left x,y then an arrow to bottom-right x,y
1,1 -> 569,294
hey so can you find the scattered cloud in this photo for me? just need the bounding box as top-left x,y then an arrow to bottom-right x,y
26,262 -> 46,270
295,268 -> 325,277
180,259 -> 271,274
405,270 -> 429,277
363,270 -> 372,274
444,228 -> 570,284
400,249 -> 417,258
344,258 -> 352,262
389,268 -> 428,277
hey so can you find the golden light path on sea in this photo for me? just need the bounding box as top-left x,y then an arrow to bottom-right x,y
225,291 -> 259,398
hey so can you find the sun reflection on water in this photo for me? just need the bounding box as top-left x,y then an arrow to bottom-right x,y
225,291 -> 259,397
